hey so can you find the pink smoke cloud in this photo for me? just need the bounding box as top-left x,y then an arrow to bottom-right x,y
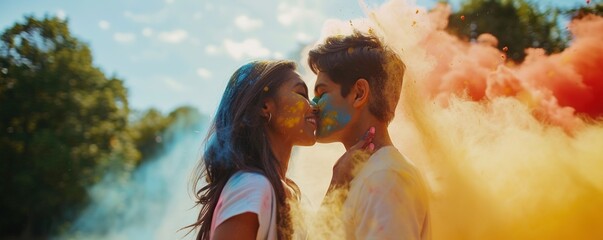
419,5 -> 603,131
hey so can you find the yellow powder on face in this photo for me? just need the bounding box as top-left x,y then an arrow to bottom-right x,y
276,100 -> 306,128
287,100 -> 305,113
277,116 -> 301,128
320,111 -> 339,128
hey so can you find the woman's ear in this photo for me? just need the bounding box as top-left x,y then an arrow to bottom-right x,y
352,78 -> 370,108
262,98 -> 275,118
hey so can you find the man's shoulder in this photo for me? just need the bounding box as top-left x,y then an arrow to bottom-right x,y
361,146 -> 419,176
349,146 -> 427,196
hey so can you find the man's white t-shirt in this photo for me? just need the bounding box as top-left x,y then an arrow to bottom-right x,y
210,171 -> 278,240
343,146 -> 431,240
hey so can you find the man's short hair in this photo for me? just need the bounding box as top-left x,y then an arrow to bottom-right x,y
308,30 -> 406,123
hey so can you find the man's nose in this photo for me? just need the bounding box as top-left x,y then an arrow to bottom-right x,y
310,101 -> 319,114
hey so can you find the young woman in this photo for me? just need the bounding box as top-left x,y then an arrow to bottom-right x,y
187,60 -> 374,240
185,60 -> 314,240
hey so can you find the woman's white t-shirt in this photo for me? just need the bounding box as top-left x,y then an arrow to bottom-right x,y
210,171 -> 278,240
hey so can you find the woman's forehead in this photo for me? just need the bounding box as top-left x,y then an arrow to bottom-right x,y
282,71 -> 305,87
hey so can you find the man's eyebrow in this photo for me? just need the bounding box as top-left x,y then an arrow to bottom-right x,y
314,83 -> 327,92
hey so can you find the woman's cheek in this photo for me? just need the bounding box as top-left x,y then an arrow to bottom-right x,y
276,97 -> 305,129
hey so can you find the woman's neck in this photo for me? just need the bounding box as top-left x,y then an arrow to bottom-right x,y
267,133 -> 292,176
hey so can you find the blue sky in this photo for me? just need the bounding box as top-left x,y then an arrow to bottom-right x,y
0,0 -> 590,116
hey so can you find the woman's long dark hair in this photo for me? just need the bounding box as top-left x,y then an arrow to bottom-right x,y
186,60 -> 301,240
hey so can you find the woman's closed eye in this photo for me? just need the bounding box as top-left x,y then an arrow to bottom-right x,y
297,91 -> 308,99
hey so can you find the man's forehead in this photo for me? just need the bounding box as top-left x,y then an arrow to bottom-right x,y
315,72 -> 334,86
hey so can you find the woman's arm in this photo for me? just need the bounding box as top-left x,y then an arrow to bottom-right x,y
212,212 -> 259,240
327,127 -> 375,192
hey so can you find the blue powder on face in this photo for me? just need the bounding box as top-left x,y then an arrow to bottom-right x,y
316,94 -> 351,137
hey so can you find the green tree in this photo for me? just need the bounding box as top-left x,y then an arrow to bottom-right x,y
130,106 -> 207,165
130,108 -> 170,163
446,0 -> 566,62
563,1 -> 603,20
0,16 -> 139,237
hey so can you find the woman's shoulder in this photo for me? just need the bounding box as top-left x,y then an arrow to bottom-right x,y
225,171 -> 273,192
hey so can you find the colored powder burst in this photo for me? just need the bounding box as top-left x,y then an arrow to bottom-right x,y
236,62 -> 255,84
406,3 -> 603,131
289,1 -> 603,239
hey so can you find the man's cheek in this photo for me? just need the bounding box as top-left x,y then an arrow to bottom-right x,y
317,96 -> 351,136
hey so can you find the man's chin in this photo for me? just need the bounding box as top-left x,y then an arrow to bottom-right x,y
316,135 -> 336,143
316,128 -> 344,143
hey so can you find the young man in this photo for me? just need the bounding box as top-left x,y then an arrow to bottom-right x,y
309,31 -> 431,239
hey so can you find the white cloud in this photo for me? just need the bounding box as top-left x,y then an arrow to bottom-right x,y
197,68 -> 212,79
189,37 -> 201,46
273,52 -> 284,59
124,11 -> 148,23
158,29 -> 188,43
276,3 -> 322,27
142,27 -> 154,37
234,15 -> 263,32
204,3 -> 214,11
295,32 -> 312,43
205,45 -> 219,55
193,11 -> 203,20
165,0 -> 175,4
223,38 -> 271,60
98,20 -> 110,30
124,10 -> 168,23
163,77 -> 185,92
56,9 -> 66,20
113,32 -> 136,43
277,3 -> 301,26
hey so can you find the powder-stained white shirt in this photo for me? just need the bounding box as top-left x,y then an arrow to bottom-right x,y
210,171 -> 277,240
343,146 -> 431,240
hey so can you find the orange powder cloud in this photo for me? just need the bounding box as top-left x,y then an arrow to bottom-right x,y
289,1 -> 603,239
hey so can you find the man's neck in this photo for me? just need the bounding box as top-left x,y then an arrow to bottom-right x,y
342,118 -> 392,151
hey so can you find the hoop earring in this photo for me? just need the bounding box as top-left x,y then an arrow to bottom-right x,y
268,113 -> 272,123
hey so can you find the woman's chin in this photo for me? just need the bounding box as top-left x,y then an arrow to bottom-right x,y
295,138 -> 317,146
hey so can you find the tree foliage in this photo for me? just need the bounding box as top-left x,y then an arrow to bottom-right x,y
446,0 -> 567,62
0,16 -> 210,238
563,1 -> 603,20
130,106 -> 206,164
0,16 -> 139,237
130,108 -> 170,162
